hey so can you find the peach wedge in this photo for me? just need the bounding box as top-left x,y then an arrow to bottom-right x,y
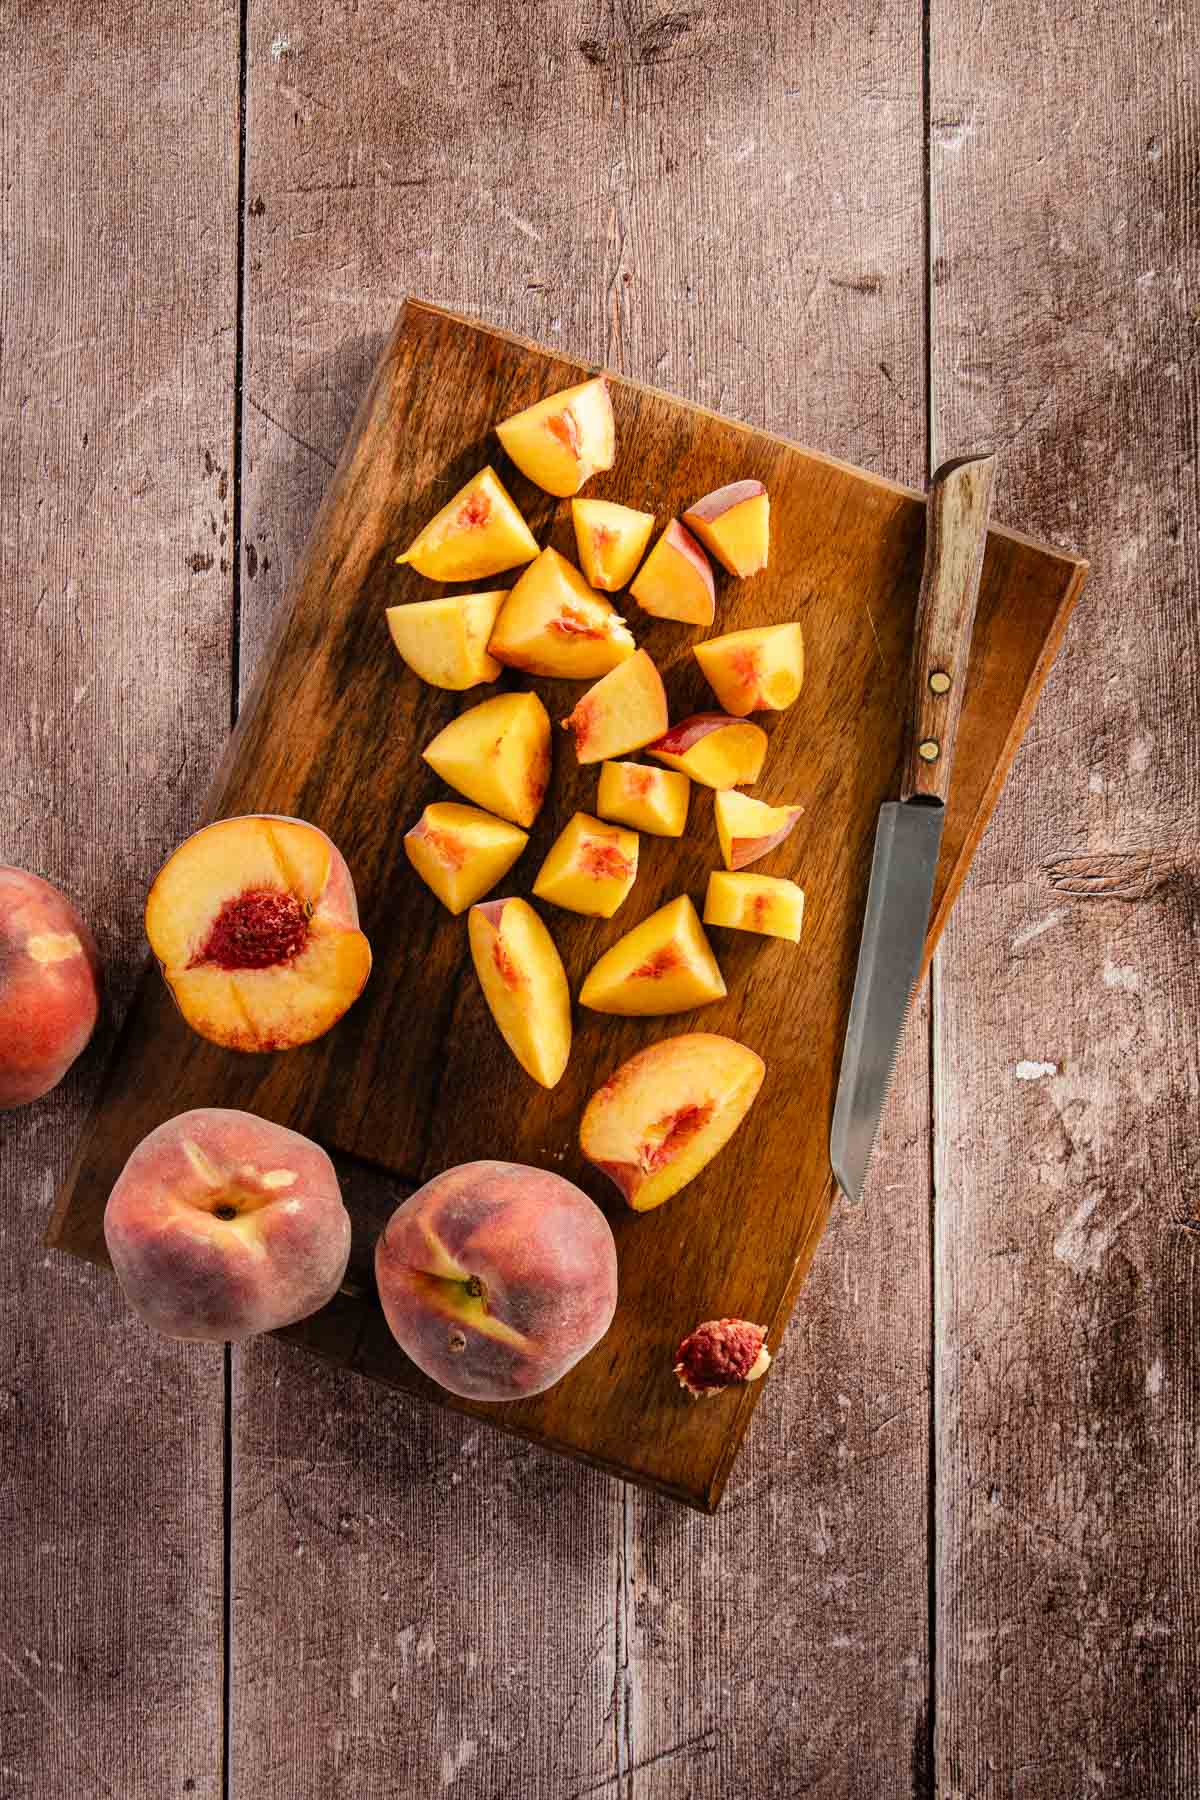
704,872 -> 806,942
572,498 -> 655,591
386,591 -> 504,691
694,622 -> 805,716
532,812 -> 638,919
714,790 -> 803,871
468,898 -> 571,1088
647,714 -> 768,789
596,761 -> 690,838
579,894 -> 725,1017
422,691 -> 551,829
396,467 -> 538,583
488,548 -> 635,679
629,520 -> 715,626
496,375 -> 615,497
561,649 -> 669,766
682,480 -> 770,577
405,803 -> 528,915
580,1032 -> 766,1212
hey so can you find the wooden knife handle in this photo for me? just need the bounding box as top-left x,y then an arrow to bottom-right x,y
900,452 -> 998,803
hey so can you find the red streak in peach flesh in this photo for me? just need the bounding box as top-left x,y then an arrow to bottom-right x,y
426,829 -> 465,870
192,888 -> 308,971
546,407 -> 581,455
579,842 -> 631,882
567,697 -> 597,749
458,492 -> 491,529
550,606 -> 605,639
641,1100 -> 715,1172
730,647 -> 762,696
626,768 -> 653,798
631,945 -> 682,980
748,893 -> 770,927
492,937 -> 523,992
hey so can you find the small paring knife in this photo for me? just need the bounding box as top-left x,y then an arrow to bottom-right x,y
830,452 -> 997,1203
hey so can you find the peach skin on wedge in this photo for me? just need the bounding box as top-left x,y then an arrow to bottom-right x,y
580,1032 -> 766,1212
468,898 -> 571,1088
386,591 -> 505,690
714,790 -> 803,871
629,520 -> 715,625
495,376 -> 615,497
532,812 -> 638,919
579,894 -> 725,1017
647,714 -> 768,788
596,762 -> 690,838
396,467 -> 538,583
488,547 -> 635,679
704,871 -> 806,942
694,622 -> 805,715
682,480 -> 770,577
561,649 -> 668,766
422,690 -> 551,829
405,803 -> 528,914
571,498 -> 655,591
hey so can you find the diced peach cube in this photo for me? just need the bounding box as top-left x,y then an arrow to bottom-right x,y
386,590 -> 505,690
488,548 -> 635,679
682,480 -> 770,577
404,803 -> 528,914
647,714 -> 768,788
532,812 -> 639,918
713,790 -> 804,870
396,467 -> 538,582
579,894 -> 725,1017
703,871 -> 805,942
561,649 -> 669,766
572,498 -> 656,591
596,761 -> 690,838
694,622 -> 804,715
629,520 -> 715,625
422,691 -> 551,829
496,376 -> 615,497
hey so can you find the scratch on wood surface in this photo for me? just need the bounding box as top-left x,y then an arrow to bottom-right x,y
0,1645 -> 117,1797
1011,908 -> 1065,949
1045,847 -> 1188,900
1053,1190 -> 1140,1276
246,395 -> 336,469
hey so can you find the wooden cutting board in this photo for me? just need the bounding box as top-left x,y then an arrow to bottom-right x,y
48,299 -> 1086,1510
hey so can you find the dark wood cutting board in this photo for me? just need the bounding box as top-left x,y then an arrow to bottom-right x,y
48,300 -> 1087,1510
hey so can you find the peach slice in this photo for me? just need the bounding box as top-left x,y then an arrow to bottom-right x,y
571,498 -> 655,591
396,466 -> 538,583
386,590 -> 504,690
532,812 -> 639,919
405,803 -> 528,915
682,480 -> 770,577
487,547 -> 636,679
579,1032 -> 766,1212
422,690 -> 551,829
694,622 -> 805,716
579,894 -> 725,1017
144,816 -> 372,1053
704,871 -> 806,942
561,649 -> 669,766
495,375 -> 616,497
0,867 -> 103,1108
629,520 -> 715,625
714,790 -> 804,871
647,714 -> 768,788
468,898 -> 571,1088
596,761 -> 690,838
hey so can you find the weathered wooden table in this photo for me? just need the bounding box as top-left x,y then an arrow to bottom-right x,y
2,5 -> 1195,1796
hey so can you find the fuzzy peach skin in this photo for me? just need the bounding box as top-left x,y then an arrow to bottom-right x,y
0,867 -> 103,1108
104,1108 -> 351,1341
375,1160 -> 618,1401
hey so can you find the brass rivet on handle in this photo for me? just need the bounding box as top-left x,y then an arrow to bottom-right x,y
918,738 -> 940,762
929,670 -> 952,694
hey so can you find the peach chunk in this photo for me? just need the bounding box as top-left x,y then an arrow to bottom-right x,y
596,761 -> 690,838
647,714 -> 768,788
488,547 -> 635,679
580,1032 -> 766,1212
704,871 -> 806,942
375,1160 -> 618,1399
495,375 -> 616,497
571,498 -> 655,591
561,648 -> 669,766
532,812 -> 639,919
405,803 -> 528,915
629,520 -> 715,625
386,590 -> 504,690
714,790 -> 804,871
579,894 -> 725,1017
0,867 -> 102,1109
396,466 -> 538,582
422,690 -> 551,829
145,816 -> 371,1053
694,622 -> 805,716
104,1107 -> 351,1341
682,480 -> 770,577
468,898 -> 571,1088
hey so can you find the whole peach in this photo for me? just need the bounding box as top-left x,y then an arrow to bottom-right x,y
375,1160 -> 618,1401
0,866 -> 103,1109
104,1108 -> 351,1341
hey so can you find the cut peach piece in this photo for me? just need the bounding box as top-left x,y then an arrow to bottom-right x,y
422,690 -> 551,829
571,498 -> 655,591
682,480 -> 770,577
561,649 -> 669,766
532,812 -> 638,919
405,803 -> 528,915
596,761 -> 690,838
714,790 -> 804,871
694,622 -> 804,716
467,898 -> 571,1088
386,590 -> 504,690
647,714 -> 768,788
488,547 -> 636,679
704,872 -> 805,942
580,1032 -> 766,1212
145,816 -> 372,1053
396,466 -> 538,583
629,520 -> 715,625
579,894 -> 725,1017
495,375 -> 615,497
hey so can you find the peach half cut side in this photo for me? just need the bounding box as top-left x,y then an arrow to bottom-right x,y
396,466 -> 538,583
532,811 -> 639,919
579,1032 -> 766,1212
405,803 -> 528,915
561,649 -> 669,766
467,898 -> 572,1088
693,622 -> 805,716
571,498 -> 655,591
487,547 -> 635,679
713,789 -> 804,871
647,714 -> 768,789
144,815 -> 372,1054
578,893 -> 725,1017
422,690 -> 551,829
386,591 -> 505,690
629,520 -> 715,626
704,871 -> 806,942
682,480 -> 770,577
595,761 -> 690,838
495,375 -> 616,497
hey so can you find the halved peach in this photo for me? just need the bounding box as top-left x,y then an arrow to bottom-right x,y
386,591 -> 504,690
532,812 -> 638,919
704,871 -> 805,942
405,803 -> 528,915
580,1032 -> 766,1212
714,790 -> 804,871
579,894 -> 725,1017
561,649 -> 669,766
647,714 -> 768,788
571,498 -> 655,591
488,548 -> 636,679
629,520 -> 715,625
422,690 -> 550,829
467,898 -> 571,1088
682,480 -> 770,577
596,761 -> 690,838
396,466 -> 538,582
495,375 -> 615,497
145,816 -> 372,1053
694,623 -> 804,716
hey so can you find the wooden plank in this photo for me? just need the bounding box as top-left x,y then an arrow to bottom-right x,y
929,0 -> 1200,1788
1157,1225 -> 1200,1794
0,3 -> 238,1796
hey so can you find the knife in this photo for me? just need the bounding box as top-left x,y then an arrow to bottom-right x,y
830,451 -> 997,1202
